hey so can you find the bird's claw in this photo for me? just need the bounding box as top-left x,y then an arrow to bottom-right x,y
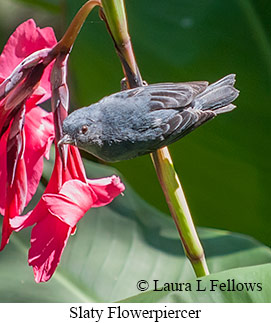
120,78 -> 148,90
120,77 -> 128,91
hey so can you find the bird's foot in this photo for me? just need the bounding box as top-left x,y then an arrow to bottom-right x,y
120,77 -> 148,90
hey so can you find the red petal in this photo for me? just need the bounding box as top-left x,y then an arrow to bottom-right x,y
9,151 -> 61,233
6,107 -> 25,186
28,214 -> 72,283
0,19 -> 57,104
88,175 -> 125,207
24,106 -> 54,205
0,131 -> 8,214
0,106 -> 54,217
65,146 -> 86,182
43,179 -> 96,227
0,213 -> 12,251
0,157 -> 27,250
24,89 -> 46,109
0,19 -> 56,79
9,210 -> 36,232
7,158 -> 27,216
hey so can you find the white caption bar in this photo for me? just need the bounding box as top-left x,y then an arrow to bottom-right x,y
0,303 -> 269,323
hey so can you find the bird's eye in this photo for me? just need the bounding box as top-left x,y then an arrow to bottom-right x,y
81,125 -> 88,134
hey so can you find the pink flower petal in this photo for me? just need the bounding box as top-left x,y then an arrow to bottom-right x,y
0,106 -> 54,217
0,157 -> 27,250
0,19 -> 57,104
66,146 -> 87,182
43,179 -> 96,227
24,106 -> 54,205
88,175 -> 125,207
0,131 -> 8,214
0,213 -> 12,251
9,210 -> 36,232
9,188 -> 52,232
7,158 -> 27,216
0,19 -> 56,79
23,90 -> 46,110
9,153 -> 61,232
28,213 -> 72,283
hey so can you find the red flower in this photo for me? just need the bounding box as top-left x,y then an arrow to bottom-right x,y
1,19 -> 125,283
0,19 -> 56,103
0,20 -> 57,250
11,146 -> 125,283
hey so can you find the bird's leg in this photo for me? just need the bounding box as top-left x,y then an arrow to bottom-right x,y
120,77 -> 128,90
120,77 -> 148,90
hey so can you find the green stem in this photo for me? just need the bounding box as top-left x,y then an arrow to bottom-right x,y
151,148 -> 209,276
100,0 -> 209,277
100,1 -> 142,87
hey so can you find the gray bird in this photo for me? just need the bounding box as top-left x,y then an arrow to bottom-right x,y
59,74 -> 239,162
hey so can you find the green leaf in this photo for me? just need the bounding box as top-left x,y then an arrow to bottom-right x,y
0,159 -> 270,302
66,0 -> 271,247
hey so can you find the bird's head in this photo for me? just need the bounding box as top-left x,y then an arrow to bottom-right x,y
58,106 -> 99,150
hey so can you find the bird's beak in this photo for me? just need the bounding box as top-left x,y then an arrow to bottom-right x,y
57,134 -> 75,147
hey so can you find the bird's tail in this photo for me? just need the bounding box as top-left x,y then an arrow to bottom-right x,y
194,74 -> 239,114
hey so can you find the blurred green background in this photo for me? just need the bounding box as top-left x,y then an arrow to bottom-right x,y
0,0 -> 270,246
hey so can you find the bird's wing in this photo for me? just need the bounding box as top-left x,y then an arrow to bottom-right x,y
159,108 -> 216,139
139,81 -> 208,110
97,82 -> 212,141
138,108 -> 216,154
100,81 -> 208,112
